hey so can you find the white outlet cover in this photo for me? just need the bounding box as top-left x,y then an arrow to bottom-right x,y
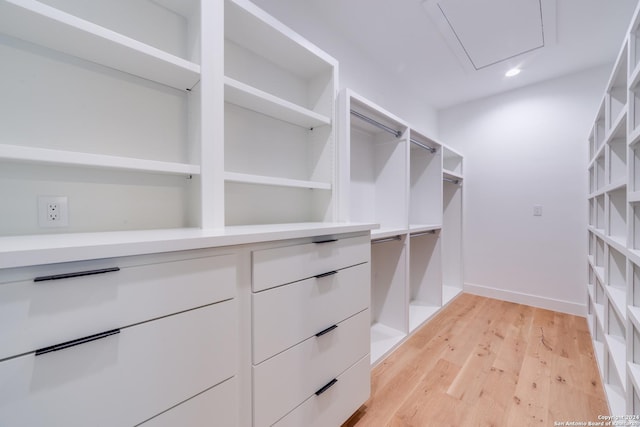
38,196 -> 69,227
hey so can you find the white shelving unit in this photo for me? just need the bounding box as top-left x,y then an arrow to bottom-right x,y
0,0 -> 216,236
223,0 -> 337,226
339,90 -> 463,365
586,3 -> 640,414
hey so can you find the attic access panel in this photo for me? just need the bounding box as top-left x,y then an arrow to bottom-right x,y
424,0 -> 554,71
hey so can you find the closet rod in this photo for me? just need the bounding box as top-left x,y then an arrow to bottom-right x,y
371,235 -> 402,244
443,177 -> 461,185
350,110 -> 402,138
410,139 -> 436,153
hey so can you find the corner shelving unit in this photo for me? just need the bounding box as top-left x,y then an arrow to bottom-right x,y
223,0 -> 337,226
586,3 -> 640,414
0,0 -> 213,236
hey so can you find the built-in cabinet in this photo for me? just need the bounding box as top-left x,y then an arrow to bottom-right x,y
586,0 -> 640,415
0,0 -> 465,425
339,90 -> 464,365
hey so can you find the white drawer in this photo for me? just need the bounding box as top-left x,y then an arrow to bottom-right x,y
0,300 -> 236,427
253,262 -> 369,364
274,355 -> 370,427
141,377 -> 237,427
0,253 -> 236,360
253,309 -> 369,427
252,235 -> 370,292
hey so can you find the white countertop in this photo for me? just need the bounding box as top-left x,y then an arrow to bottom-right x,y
0,222 -> 378,269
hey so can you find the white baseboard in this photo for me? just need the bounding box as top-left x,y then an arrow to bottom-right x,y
463,282 -> 586,317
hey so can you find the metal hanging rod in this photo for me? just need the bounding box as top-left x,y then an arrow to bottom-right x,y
411,230 -> 437,238
410,139 -> 436,153
372,235 -> 402,244
443,177 -> 461,185
350,110 -> 402,138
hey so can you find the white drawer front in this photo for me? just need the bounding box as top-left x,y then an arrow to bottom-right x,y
253,309 -> 369,427
141,377 -> 237,427
0,301 -> 236,427
0,253 -> 236,360
273,355 -> 370,427
253,262 -> 369,364
252,235 -> 370,292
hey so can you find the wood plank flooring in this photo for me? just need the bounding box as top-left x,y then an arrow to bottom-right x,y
343,293 -> 608,427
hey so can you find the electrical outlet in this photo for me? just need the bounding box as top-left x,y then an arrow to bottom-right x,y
38,196 -> 69,227
533,205 -> 543,217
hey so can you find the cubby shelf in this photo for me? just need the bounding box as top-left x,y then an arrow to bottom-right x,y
586,7 -> 640,411
0,143 -> 200,176
0,0 -> 200,91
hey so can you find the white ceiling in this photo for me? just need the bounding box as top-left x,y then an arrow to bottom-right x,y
250,0 -> 638,109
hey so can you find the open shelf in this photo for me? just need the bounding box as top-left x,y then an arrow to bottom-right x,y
443,146 -> 463,178
595,195 -> 605,232
0,0 -> 206,237
409,230 -> 442,332
223,0 -> 337,227
596,154 -> 606,192
224,172 -> 330,190
343,91 -> 408,232
410,130 -> 442,228
442,164 -> 463,298
371,235 -> 408,365
0,143 -> 200,176
370,322 -> 406,366
606,42 -> 628,133
0,0 -> 200,91
224,77 -> 330,129
608,188 -> 627,244
608,115 -> 627,187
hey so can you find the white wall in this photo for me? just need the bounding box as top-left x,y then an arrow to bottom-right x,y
249,0 -> 438,135
439,65 -> 611,315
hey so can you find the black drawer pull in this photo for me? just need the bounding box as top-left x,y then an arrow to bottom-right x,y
315,270 -> 338,279
313,239 -> 337,244
34,267 -> 120,282
315,378 -> 338,396
35,329 -> 120,356
315,324 -> 338,337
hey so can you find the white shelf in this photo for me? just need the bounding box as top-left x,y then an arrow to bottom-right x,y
605,334 -> 627,391
409,302 -> 440,332
628,306 -> 640,332
370,322 -> 406,365
594,339 -> 605,377
224,172 -> 331,190
371,227 -> 408,241
442,285 -> 463,305
0,143 -> 200,176
0,0 -> 200,91
628,362 -> 640,394
409,224 -> 441,234
606,287 -> 627,322
443,169 -> 463,181
224,77 -> 330,129
594,303 -> 605,329
605,384 -> 626,415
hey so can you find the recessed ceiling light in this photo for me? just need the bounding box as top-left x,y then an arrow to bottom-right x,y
505,68 -> 521,77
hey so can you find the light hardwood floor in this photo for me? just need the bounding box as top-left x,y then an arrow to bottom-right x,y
343,293 -> 608,427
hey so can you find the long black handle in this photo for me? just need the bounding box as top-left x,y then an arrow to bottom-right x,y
315,324 -> 338,337
315,270 -> 338,279
313,239 -> 337,244
35,329 -> 120,356
315,378 -> 338,396
34,267 -> 120,282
